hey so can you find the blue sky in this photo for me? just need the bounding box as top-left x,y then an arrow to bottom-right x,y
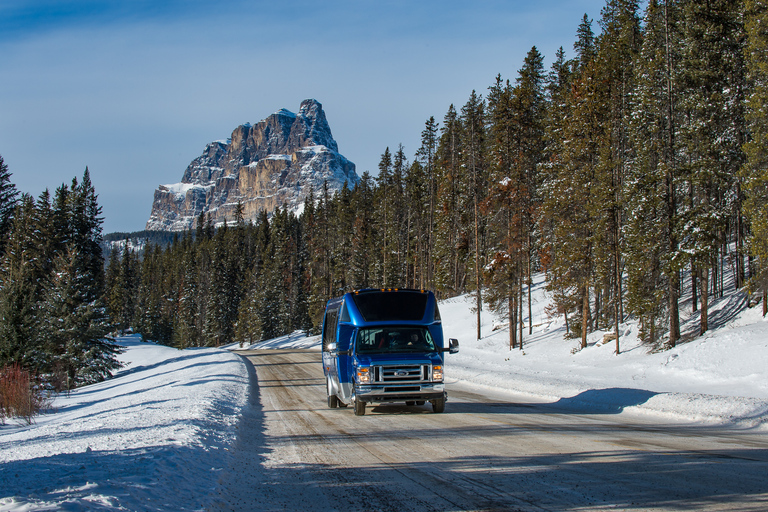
1,0 -> 612,232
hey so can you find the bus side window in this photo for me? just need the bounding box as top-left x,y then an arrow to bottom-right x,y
340,302 -> 351,323
322,309 -> 339,351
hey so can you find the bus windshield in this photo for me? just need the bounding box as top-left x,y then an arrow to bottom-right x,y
355,327 -> 437,354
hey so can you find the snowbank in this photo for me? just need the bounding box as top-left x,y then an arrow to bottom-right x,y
0,337 -> 249,511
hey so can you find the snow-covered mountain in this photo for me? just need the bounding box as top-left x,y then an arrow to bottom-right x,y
145,99 -> 359,231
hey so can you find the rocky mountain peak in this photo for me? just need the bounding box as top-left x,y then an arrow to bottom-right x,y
146,100 -> 358,231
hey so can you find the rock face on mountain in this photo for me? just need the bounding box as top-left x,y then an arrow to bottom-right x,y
146,99 -> 358,231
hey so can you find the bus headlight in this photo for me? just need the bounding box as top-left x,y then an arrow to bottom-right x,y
433,365 -> 443,382
357,367 -> 371,384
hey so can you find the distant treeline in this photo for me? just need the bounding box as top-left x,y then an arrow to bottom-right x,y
103,230 -> 178,248
101,230 -> 178,258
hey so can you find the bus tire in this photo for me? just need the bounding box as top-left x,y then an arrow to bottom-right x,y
327,378 -> 338,408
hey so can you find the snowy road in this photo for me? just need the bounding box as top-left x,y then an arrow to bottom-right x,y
212,349 -> 768,511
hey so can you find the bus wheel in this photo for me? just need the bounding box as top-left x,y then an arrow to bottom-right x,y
327,378 -> 338,408
431,398 -> 445,413
354,400 -> 366,416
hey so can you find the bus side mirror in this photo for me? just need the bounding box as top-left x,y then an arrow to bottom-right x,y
448,338 -> 459,354
328,342 -> 350,356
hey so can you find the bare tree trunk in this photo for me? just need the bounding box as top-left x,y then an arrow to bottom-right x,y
691,258 -> 698,313
669,268 -> 680,347
700,267 -> 709,335
614,232 -> 622,355
519,269 -> 524,350
581,285 -> 590,349
665,0 -> 679,349
594,286 -> 601,331
720,241 -> 725,298
475,196 -> 482,341
509,291 -> 515,350
528,252 -> 533,335
736,182 -> 744,290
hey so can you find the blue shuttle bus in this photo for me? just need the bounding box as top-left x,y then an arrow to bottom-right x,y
321,289 -> 459,416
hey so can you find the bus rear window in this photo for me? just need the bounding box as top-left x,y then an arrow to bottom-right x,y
352,292 -> 428,322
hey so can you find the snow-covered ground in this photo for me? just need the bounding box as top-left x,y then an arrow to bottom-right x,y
0,342 -> 250,511
441,274 -> 768,429
1,278 -> 767,510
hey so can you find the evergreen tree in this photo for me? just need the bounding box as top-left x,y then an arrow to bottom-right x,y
0,195 -> 44,370
375,148 -> 396,286
204,229 -> 235,347
174,245 -> 201,348
105,242 -> 138,333
678,0 -> 746,335
40,246 -> 120,389
485,47 -> 546,350
742,0 -> 768,316
417,117 -> 439,288
744,0 -> 768,316
594,0 -> 642,352
434,104 -> 466,295
392,144 -> 409,286
0,155 -> 19,257
625,0 -> 685,346
574,13 -> 597,73
461,90 -> 488,340
134,244 -> 168,343
348,174 -> 375,290
540,13 -> 604,349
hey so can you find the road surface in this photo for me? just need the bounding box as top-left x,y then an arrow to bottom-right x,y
210,349 -> 768,511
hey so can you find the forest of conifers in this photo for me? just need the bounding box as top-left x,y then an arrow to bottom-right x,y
2,0 -> 768,386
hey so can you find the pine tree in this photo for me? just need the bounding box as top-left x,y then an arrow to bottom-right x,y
0,195 -> 44,370
678,0 -> 746,335
203,230 -> 234,347
625,0 -> 685,346
574,13 -> 597,73
485,75 -> 520,349
743,0 -> 768,316
70,168 -> 106,302
485,47 -> 546,350
0,155 -> 19,258
417,117 -> 439,289
541,14 -> 604,349
594,0 -> 642,352
134,244 -> 168,343
174,246 -> 201,348
434,104 -> 466,295
348,174 -> 375,290
375,148 -> 394,287
461,90 -> 488,340
40,246 -> 121,389
105,242 -> 138,333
